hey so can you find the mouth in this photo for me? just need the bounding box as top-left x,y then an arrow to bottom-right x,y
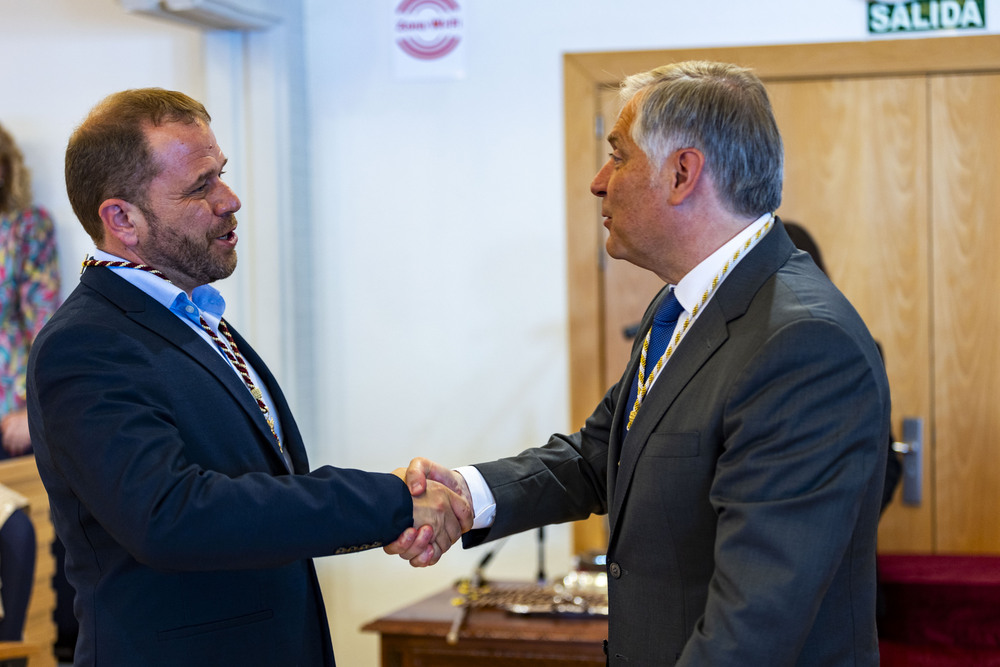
214,227 -> 238,247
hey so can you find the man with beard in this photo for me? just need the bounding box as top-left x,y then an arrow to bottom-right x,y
26,88 -> 471,666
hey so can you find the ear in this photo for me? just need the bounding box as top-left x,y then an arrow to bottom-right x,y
663,147 -> 706,205
98,199 -> 143,248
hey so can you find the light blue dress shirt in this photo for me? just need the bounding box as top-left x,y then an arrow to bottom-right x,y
90,249 -> 291,471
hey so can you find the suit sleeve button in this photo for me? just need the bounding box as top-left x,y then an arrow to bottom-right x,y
609,562 -> 622,578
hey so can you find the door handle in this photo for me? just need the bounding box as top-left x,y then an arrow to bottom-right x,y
891,417 -> 924,506
623,322 -> 640,340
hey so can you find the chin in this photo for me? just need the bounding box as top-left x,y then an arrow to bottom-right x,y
605,241 -> 627,262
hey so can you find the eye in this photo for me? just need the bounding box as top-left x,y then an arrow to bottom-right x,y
190,170 -> 225,195
609,152 -> 623,165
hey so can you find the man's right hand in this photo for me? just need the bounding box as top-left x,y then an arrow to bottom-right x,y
0,410 -> 32,456
386,458 -> 474,566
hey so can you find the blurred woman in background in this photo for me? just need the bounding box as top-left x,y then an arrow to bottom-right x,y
0,120 -> 60,459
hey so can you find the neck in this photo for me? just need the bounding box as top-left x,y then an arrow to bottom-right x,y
94,247 -> 198,296
668,206 -> 759,281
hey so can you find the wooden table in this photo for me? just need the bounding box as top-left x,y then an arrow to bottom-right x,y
362,583 -> 608,667
0,640 -> 41,665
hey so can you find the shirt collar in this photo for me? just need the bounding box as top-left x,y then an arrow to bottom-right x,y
673,213 -> 773,314
90,249 -> 227,324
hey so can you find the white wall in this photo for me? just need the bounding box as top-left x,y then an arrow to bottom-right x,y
3,1 -> 998,666
304,2 -> 999,664
0,0 -> 311,407
0,0 -> 205,300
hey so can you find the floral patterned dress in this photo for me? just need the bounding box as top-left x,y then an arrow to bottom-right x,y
0,206 -> 60,440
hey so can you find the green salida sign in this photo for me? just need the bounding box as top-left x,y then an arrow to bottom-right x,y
868,1 -> 986,33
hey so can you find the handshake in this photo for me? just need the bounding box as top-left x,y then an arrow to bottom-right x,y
386,457 -> 475,567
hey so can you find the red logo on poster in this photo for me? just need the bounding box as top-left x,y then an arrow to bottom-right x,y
394,0 -> 462,61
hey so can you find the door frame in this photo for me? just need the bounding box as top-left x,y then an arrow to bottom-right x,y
564,34 -> 1000,553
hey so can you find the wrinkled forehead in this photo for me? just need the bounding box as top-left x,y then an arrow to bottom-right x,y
145,120 -> 222,166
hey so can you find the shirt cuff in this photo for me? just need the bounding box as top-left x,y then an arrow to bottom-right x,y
455,465 -> 497,530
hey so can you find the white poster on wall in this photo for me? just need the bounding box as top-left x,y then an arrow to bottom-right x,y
392,0 -> 467,80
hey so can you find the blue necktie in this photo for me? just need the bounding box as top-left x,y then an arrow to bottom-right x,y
647,291 -> 684,367
623,291 -> 683,437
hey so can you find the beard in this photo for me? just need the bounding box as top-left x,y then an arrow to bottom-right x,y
143,209 -> 238,287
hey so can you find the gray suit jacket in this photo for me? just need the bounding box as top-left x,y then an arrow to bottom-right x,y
465,220 -> 890,666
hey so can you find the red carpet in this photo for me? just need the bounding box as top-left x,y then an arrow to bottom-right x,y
878,554 -> 1000,665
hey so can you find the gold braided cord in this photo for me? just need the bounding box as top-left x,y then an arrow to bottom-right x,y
626,216 -> 774,431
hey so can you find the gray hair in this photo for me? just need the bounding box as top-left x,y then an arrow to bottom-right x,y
620,60 -> 783,217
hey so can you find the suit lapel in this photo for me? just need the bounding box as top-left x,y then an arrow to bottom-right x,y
80,268 -> 293,470
607,301 -> 729,537
226,323 -> 310,473
605,286 -> 668,505
606,219 -> 795,541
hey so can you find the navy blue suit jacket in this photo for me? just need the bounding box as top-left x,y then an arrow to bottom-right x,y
27,267 -> 411,666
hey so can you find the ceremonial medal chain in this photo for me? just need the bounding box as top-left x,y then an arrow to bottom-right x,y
81,258 -> 283,452
626,216 -> 774,430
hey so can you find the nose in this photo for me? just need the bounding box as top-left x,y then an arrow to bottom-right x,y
591,159 -> 611,197
212,180 -> 241,216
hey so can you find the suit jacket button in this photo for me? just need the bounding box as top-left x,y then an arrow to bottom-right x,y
609,562 -> 622,578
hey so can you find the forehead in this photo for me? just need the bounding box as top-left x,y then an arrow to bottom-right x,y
144,120 -> 223,175
608,97 -> 638,147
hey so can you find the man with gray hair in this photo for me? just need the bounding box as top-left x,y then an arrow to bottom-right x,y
388,61 -> 890,665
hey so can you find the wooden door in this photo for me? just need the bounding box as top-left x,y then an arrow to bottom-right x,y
564,35 -> 1000,555
595,75 -> 934,553
931,73 -> 1000,552
767,76 -> 933,552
